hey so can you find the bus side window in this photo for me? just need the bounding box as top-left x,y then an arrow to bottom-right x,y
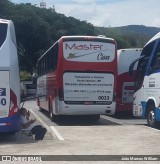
49,50 -> 52,72
134,41 -> 153,92
52,43 -> 58,71
37,42 -> 59,77
0,23 -> 7,47
50,48 -> 54,71
38,61 -> 41,77
137,41 -> 153,78
42,58 -> 45,75
45,42 -> 58,73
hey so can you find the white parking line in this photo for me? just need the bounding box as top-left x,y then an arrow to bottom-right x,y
50,126 -> 64,141
29,108 -> 64,140
146,126 -> 160,132
101,115 -> 124,125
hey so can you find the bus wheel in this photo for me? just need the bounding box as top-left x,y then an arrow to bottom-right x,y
39,107 -> 43,112
49,101 -> 56,122
49,103 -> 53,121
146,105 -> 157,128
90,115 -> 100,122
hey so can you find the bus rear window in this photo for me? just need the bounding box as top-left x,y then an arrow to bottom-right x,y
0,23 -> 7,48
63,41 -> 115,62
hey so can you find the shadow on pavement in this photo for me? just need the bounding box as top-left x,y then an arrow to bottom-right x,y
0,133 -> 16,143
0,132 -> 36,145
111,112 -> 139,119
39,109 -> 121,126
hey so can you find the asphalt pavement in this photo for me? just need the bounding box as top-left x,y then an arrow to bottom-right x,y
0,101 -> 160,164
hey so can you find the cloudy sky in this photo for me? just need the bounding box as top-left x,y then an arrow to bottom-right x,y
10,0 -> 160,27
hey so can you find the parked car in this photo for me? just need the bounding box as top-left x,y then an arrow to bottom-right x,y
21,81 -> 36,97
26,83 -> 36,96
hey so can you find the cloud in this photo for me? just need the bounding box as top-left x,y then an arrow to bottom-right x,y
152,17 -> 160,27
54,0 -> 160,27
10,0 -> 160,27
71,0 -> 97,4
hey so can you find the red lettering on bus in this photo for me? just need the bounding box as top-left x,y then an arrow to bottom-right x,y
65,43 -> 103,50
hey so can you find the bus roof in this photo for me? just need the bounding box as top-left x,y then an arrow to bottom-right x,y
118,48 -> 142,53
60,35 -> 115,43
38,35 -> 116,62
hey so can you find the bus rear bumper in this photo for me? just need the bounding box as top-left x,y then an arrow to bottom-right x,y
0,113 -> 20,133
57,101 -> 116,116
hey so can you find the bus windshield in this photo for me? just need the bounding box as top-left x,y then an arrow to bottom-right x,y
63,41 -> 115,62
0,23 -> 7,48
134,40 -> 155,92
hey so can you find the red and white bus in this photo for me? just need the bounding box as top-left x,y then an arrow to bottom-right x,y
116,48 -> 142,114
36,36 -> 117,121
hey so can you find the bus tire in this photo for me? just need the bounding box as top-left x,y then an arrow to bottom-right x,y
90,115 -> 100,122
39,107 -> 43,112
49,100 -> 57,122
146,104 -> 158,128
8,132 -> 16,135
49,101 -> 53,121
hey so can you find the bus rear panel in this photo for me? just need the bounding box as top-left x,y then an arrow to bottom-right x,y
116,49 -> 141,114
37,36 -> 117,118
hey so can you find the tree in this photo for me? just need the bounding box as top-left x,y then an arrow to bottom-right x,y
0,0 -> 154,73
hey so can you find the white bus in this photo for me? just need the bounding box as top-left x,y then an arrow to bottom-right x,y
130,32 -> 160,127
0,19 -> 20,133
117,49 -> 141,114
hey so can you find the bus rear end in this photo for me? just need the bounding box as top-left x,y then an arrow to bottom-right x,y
56,36 -> 117,116
116,49 -> 141,114
0,19 -> 20,133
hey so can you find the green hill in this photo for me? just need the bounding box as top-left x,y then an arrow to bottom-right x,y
113,25 -> 160,37
95,25 -> 160,49
1,0 -> 160,73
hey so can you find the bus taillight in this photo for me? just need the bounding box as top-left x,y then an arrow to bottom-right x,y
113,92 -> 117,102
124,86 -> 135,90
9,90 -> 18,116
59,88 -> 64,101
